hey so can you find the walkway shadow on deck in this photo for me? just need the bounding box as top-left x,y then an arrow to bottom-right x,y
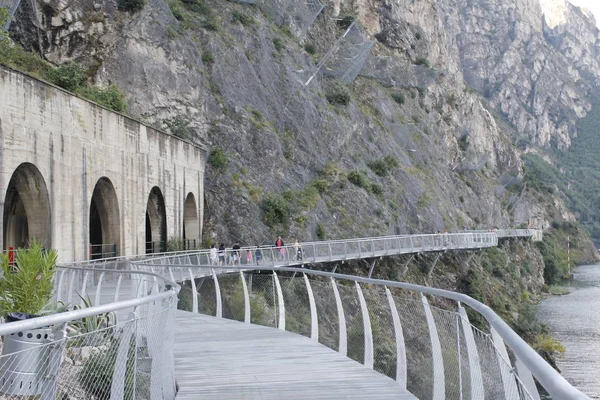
174,310 -> 417,399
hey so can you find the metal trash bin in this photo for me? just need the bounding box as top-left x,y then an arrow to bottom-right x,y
0,312 -> 52,396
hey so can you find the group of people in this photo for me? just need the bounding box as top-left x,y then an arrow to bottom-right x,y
208,236 -> 303,266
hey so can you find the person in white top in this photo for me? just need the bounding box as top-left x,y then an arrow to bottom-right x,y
210,244 -> 218,265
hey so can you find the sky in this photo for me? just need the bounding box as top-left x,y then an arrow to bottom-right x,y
568,0 -> 600,26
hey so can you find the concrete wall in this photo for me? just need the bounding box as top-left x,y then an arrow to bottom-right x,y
0,65 -> 206,262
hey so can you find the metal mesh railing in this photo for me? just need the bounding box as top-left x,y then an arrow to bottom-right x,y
0,263 -> 179,400
136,231 -> 507,276
143,262 -> 588,400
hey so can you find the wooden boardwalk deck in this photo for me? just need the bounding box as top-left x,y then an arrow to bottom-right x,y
173,310 -> 417,399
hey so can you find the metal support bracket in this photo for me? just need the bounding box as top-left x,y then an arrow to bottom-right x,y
400,254 -> 415,278
427,252 -> 442,278
367,259 -> 377,278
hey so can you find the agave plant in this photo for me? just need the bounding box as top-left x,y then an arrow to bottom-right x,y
68,294 -> 117,335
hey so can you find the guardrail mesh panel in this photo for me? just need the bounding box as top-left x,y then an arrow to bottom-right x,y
220,273 -> 246,322
473,329 -> 506,398
310,279 -> 339,351
364,286 -> 397,379
279,275 -> 311,337
431,307 -> 464,399
196,276 -> 217,317
336,283 -> 365,364
393,294 -> 433,400
244,272 -> 278,328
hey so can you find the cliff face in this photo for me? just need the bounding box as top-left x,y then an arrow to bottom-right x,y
6,0 -> 599,248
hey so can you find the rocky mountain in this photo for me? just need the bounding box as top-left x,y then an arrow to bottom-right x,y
6,0 -> 600,254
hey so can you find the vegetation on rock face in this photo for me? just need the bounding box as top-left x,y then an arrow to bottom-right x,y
117,0 -> 145,12
162,114 -> 192,139
208,147 -> 228,172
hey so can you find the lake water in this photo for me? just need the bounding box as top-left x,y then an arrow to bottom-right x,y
537,264 -> 600,398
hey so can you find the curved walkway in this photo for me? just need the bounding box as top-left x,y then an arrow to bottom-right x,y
174,310 -> 416,399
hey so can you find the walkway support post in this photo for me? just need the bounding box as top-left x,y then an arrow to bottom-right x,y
331,278 -> 347,356
355,282 -> 373,369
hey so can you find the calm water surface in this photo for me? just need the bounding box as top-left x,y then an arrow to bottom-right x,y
537,264 -> 600,398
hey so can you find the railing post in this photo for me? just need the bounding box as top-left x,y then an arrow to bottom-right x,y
189,268 -> 198,313
385,287 -> 407,387
458,305 -> 485,400
240,271 -> 251,323
312,244 -> 317,263
491,328 -> 521,400
421,294 -> 445,400
273,272 -> 285,330
331,278 -> 347,356
515,357 -> 542,400
212,269 -> 222,318
355,282 -> 373,369
94,272 -> 105,307
328,243 -> 333,261
303,274 -> 319,342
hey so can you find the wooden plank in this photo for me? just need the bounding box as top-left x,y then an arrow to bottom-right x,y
173,310 -> 417,399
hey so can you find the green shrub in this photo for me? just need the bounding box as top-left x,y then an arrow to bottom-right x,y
337,15 -> 354,29
391,92 -> 405,105
162,114 -> 191,139
326,85 -> 350,105
415,57 -> 430,68
316,223 -> 326,240
367,160 -> 388,177
44,62 -> 86,92
76,85 -> 128,113
272,38 -> 284,51
367,156 -> 398,177
347,170 -> 369,189
0,241 -> 58,316
304,43 -> 316,54
261,194 -> 290,227
201,51 -> 214,64
232,10 -> 255,26
118,0 -> 144,12
370,183 -> 383,195
167,236 -> 185,251
208,147 -> 228,172
311,179 -> 329,194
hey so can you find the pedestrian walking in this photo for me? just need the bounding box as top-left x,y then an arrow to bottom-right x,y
255,245 -> 263,264
275,236 -> 285,261
210,244 -> 218,265
232,242 -> 241,265
218,243 -> 225,266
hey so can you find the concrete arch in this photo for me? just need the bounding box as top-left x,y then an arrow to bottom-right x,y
146,186 -> 167,253
3,162 -> 51,250
183,192 -> 199,248
89,177 -> 120,259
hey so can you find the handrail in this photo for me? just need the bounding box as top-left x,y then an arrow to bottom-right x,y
0,266 -> 180,335
136,231 -> 504,268
138,262 -> 588,400
0,287 -> 178,336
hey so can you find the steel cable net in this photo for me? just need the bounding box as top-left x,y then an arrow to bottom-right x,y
320,23 -> 375,84
392,294 -> 434,400
219,273 -> 246,322
310,279 -> 339,351
194,276 -> 217,316
362,286 -> 397,380
260,0 -> 324,37
243,272 -> 278,327
0,301 -> 174,400
335,283 -> 364,364
278,275 -> 311,337
430,305 -> 466,399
